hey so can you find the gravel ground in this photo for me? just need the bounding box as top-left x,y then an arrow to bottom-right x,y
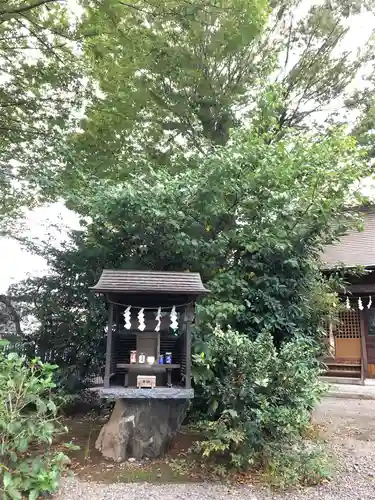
55,397 -> 375,500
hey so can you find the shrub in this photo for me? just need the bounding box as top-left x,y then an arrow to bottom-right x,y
192,327 -> 327,485
262,441 -> 331,488
0,341 -> 74,499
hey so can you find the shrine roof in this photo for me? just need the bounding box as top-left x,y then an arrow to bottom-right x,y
321,207 -> 375,269
90,269 -> 209,295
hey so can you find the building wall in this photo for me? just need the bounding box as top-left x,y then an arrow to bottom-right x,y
330,305 -> 375,378
321,206 -> 375,377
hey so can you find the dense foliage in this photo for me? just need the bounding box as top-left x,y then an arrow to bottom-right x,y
192,328 -> 329,486
0,341 -> 73,499
2,0 -> 375,229
0,0 -> 87,235
2,0 -> 375,487
8,127 -> 367,382
61,0 -> 375,206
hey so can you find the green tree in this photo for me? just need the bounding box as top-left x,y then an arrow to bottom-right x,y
59,0 -> 375,206
7,126 -> 367,377
0,0 -> 87,235
6,262 -> 107,390
350,76 -> 375,158
2,1 -> 374,228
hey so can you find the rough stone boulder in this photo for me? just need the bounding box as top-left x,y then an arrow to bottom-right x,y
95,398 -> 189,461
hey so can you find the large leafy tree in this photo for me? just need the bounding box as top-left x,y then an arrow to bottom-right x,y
8,126 -> 367,375
350,74 -> 375,159
59,0 -> 375,206
0,0 -> 87,235
2,1 -> 373,380
2,1 -> 374,224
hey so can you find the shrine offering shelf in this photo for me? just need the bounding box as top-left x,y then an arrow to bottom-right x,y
116,363 -> 180,371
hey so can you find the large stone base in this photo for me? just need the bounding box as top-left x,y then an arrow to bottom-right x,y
95,398 -> 189,461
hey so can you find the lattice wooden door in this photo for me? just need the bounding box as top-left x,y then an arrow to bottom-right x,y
334,309 -> 361,362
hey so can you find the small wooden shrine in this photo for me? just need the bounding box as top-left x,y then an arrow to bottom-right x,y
90,269 -> 209,461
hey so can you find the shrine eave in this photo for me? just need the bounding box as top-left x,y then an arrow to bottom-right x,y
90,269 -> 209,295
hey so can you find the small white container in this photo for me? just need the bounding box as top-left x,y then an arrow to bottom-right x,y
138,353 -> 146,364
147,356 -> 155,365
130,350 -> 137,364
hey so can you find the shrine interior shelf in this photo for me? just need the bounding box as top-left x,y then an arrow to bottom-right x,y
117,363 -> 181,371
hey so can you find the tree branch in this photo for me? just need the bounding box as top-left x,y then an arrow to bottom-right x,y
0,0 -> 56,17
15,17 -> 64,63
283,12 -> 294,77
118,1 -> 151,15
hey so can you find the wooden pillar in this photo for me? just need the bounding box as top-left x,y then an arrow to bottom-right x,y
185,304 -> 194,389
360,310 -> 368,384
104,301 -> 114,388
328,321 -> 335,358
115,304 -> 120,335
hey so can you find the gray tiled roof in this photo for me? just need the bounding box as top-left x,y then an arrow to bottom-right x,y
90,269 -> 209,295
322,210 -> 375,268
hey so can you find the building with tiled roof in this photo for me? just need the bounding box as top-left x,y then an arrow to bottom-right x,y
321,207 -> 375,381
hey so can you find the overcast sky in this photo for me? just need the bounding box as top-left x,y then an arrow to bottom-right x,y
0,2 -> 374,293
0,204 -> 81,292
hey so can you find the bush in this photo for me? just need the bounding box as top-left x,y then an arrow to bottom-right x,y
192,327 -> 327,485
0,341 -> 74,499
262,441 -> 331,488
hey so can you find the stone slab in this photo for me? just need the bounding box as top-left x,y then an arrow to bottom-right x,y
97,386 -> 194,399
323,382 -> 375,400
320,376 -> 361,385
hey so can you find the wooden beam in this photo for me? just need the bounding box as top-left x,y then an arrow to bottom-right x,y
185,304 -> 194,389
104,302 -> 114,388
347,284 -> 375,294
360,310 -> 368,384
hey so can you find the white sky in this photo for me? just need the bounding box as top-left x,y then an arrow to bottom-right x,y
0,204 -> 80,292
0,2 -> 374,293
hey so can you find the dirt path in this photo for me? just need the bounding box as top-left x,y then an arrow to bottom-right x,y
313,397 -> 375,439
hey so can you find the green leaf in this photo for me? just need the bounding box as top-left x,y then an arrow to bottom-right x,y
37,400 -> 47,413
17,438 -> 29,453
7,352 -> 19,361
3,470 -> 11,489
29,490 -> 39,500
7,487 -> 22,500
64,441 -> 80,451
209,399 -> 219,414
